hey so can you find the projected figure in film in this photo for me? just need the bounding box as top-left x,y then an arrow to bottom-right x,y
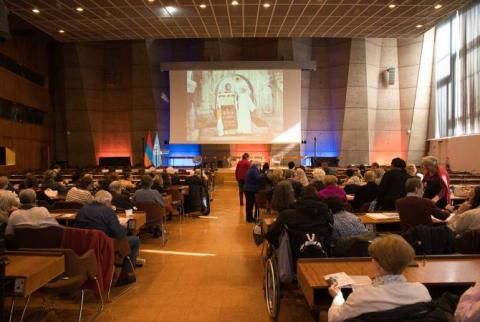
187,70 -> 283,142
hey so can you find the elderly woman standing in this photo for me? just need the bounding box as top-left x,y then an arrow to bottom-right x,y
328,234 -> 432,322
422,156 -> 450,209
243,161 -> 262,222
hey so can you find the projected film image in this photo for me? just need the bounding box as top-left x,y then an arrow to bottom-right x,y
186,70 -> 283,142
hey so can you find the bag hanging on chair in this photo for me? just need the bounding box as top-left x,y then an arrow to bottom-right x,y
277,229 -> 294,283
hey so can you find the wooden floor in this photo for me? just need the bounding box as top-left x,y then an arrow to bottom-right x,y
13,186 -> 314,322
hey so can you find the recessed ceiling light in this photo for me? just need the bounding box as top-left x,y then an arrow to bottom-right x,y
199,4 -> 207,9
58,29 -> 65,34
434,4 -> 443,9
263,3 -> 271,8
148,0 -> 155,2
164,6 -> 177,15
76,7 -> 84,12
32,8 -> 40,14
231,1 -> 239,5
388,4 -> 396,8
416,24 -> 423,28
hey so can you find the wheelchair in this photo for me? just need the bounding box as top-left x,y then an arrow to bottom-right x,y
263,226 -> 330,321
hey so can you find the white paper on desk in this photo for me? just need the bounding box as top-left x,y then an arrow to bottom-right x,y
118,217 -> 128,227
366,213 -> 399,220
324,272 -> 372,289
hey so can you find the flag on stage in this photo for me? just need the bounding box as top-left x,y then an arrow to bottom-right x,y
144,130 -> 154,167
153,132 -> 161,167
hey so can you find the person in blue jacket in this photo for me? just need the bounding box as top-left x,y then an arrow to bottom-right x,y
243,161 -> 261,222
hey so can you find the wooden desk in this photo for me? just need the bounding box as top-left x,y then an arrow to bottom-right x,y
54,211 -> 147,233
5,252 -> 65,297
297,256 -> 480,309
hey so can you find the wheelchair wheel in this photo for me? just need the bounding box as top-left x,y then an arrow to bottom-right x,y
264,256 -> 280,320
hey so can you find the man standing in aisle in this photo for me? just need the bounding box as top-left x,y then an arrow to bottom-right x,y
235,153 -> 250,206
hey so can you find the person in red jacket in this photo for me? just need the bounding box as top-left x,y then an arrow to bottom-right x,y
235,153 -> 251,206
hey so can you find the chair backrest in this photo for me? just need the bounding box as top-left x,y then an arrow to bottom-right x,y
403,225 -> 455,255
135,202 -> 165,226
455,230 -> 480,254
344,301 -> 451,322
167,187 -> 183,203
286,226 -> 331,261
255,190 -> 269,209
15,225 -> 65,249
52,201 -> 83,210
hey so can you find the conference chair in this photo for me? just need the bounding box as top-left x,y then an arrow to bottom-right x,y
454,230 -> 480,254
135,202 -> 167,244
166,187 -> 185,221
17,248 -> 103,322
255,190 -> 270,220
52,201 -> 83,210
14,225 -> 64,249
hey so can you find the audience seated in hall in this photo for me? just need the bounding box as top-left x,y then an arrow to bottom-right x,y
325,196 -> 368,241
133,175 -> 165,207
395,178 -> 451,232
422,156 -> 451,209
352,170 -> 378,210
294,167 -> 309,187
376,157 -> 409,211
318,175 -> 347,203
66,175 -> 94,204
74,190 -> 138,286
5,189 -> 60,236
99,173 -> 119,191
109,181 -> 134,211
448,186 -> 480,234
456,282 -> 480,322
328,234 -> 432,322
0,190 -> 19,223
270,180 -> 296,213
311,168 -> 326,192
266,185 -> 332,249
42,170 -> 67,194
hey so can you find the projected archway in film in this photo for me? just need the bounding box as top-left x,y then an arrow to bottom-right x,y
170,69 -> 300,144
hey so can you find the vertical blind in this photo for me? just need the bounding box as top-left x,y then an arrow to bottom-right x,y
435,2 -> 480,138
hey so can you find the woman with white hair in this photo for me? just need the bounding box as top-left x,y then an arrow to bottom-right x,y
243,161 -> 262,222
0,190 -> 19,223
294,168 -> 309,187
422,155 -> 450,209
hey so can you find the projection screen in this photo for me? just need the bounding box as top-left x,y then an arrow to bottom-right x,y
169,69 -> 301,144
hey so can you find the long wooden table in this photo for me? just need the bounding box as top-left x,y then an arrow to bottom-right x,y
5,252 -> 65,297
297,255 -> 480,310
54,211 -> 147,233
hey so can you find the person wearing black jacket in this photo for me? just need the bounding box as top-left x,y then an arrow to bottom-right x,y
352,170 -> 378,210
376,158 -> 409,211
109,181 -> 134,210
266,186 -> 333,259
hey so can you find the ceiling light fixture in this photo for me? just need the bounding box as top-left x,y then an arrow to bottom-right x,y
231,1 -> 239,5
388,4 -> 396,8
148,0 -> 155,2
416,24 -> 423,28
199,4 -> 207,9
263,3 -> 271,8
76,7 -> 84,12
32,8 -> 40,14
58,29 -> 65,34
434,4 -> 443,9
164,6 -> 177,15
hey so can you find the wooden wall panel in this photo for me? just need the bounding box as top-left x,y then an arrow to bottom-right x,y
0,35 -> 53,173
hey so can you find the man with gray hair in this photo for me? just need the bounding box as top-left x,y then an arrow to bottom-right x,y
109,181 -> 134,210
5,189 -> 60,235
74,190 -> 139,286
395,178 -> 452,232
